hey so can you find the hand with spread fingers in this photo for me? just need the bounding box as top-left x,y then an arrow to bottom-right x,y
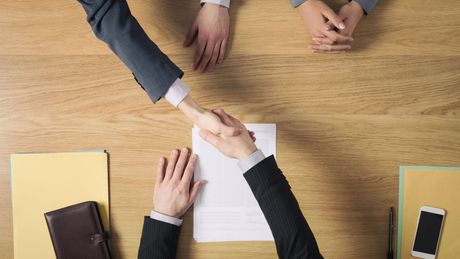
184,3 -> 230,73
153,148 -> 205,218
297,0 -> 353,54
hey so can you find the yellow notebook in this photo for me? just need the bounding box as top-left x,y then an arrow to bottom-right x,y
10,151 -> 109,259
398,166 -> 460,259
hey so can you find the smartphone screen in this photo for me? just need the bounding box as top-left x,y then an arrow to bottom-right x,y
413,211 -> 444,254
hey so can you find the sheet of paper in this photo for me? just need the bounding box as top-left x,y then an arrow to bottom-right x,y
10,151 -> 109,259
192,124 -> 276,242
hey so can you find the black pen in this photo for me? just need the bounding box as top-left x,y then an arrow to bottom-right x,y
388,207 -> 394,259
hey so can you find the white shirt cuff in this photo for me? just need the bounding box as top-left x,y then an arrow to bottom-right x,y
163,78 -> 191,107
237,149 -> 265,173
200,0 -> 230,8
150,210 -> 183,226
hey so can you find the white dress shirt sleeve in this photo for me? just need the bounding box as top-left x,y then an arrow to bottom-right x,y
237,149 -> 266,173
163,78 -> 191,107
200,0 -> 230,8
150,210 -> 183,226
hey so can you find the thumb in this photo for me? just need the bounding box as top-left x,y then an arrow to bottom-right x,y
322,9 -> 345,30
212,109 -> 234,126
199,129 -> 221,147
219,124 -> 242,137
183,22 -> 198,47
325,20 -> 334,30
189,180 -> 206,204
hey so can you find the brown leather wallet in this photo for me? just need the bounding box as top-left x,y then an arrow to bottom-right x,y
44,201 -> 111,259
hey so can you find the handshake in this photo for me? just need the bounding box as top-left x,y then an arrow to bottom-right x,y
148,105 -> 323,259
153,106 -> 257,218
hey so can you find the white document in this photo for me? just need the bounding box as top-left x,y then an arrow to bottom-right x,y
192,124 -> 276,242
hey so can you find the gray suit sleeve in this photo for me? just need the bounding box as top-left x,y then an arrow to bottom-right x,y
289,0 -> 305,8
353,0 -> 379,14
77,0 -> 184,103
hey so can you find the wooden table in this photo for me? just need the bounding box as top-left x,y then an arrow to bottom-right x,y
1,0 -> 459,258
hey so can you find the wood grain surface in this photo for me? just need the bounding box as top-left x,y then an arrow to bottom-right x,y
1,0 -> 459,258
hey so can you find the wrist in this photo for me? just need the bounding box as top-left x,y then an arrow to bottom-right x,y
298,0 -> 315,12
154,207 -> 182,218
350,0 -> 365,15
178,95 -> 204,122
236,145 -> 257,160
151,210 -> 183,226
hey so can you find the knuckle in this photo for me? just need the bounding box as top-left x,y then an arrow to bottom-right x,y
174,188 -> 184,195
198,33 -> 207,42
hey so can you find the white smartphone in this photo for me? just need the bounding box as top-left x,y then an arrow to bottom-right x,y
411,206 -> 446,259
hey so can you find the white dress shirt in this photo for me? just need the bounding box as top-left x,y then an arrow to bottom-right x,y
150,210 -> 183,226
201,0 -> 230,8
162,78 -> 191,107
237,149 -> 266,172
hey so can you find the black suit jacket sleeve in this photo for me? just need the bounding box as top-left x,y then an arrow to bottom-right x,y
77,0 -> 183,103
138,216 -> 181,259
244,155 -> 323,259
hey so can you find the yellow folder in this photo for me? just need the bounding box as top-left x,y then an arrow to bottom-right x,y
398,166 -> 460,259
10,151 -> 109,259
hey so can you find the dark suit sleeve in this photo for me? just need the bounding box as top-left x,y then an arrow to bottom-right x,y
77,0 -> 183,103
138,216 -> 181,259
243,155 -> 323,259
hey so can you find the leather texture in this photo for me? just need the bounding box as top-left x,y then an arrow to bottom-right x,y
44,201 -> 111,259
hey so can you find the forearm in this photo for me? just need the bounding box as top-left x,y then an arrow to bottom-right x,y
243,156 -> 323,259
177,95 -> 205,122
77,0 -> 183,103
138,216 -> 181,259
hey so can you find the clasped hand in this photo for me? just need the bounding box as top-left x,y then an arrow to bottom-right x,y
299,0 -> 364,53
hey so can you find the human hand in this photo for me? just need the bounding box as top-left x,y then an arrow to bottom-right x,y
310,1 -> 364,53
327,1 -> 364,38
298,0 -> 353,53
178,95 -> 243,136
199,109 -> 257,160
195,108 -> 245,136
184,3 -> 230,72
154,148 -> 205,218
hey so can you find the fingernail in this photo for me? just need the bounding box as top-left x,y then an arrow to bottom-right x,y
182,147 -> 188,152
172,149 -> 178,154
339,23 -> 346,30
